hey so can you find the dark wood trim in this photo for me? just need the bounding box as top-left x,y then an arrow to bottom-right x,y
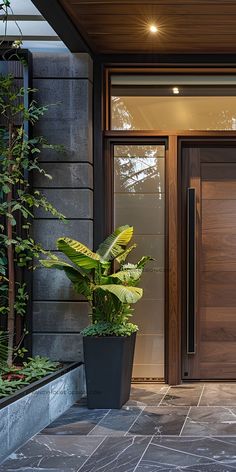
106,67 -> 236,74
105,130 -> 236,137
166,135 -> 181,385
101,64 -> 236,384
31,0 -> 93,55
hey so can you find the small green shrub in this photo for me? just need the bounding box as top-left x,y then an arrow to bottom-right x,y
0,356 -> 60,399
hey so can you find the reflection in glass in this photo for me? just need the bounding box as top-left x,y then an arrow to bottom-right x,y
111,75 -> 236,130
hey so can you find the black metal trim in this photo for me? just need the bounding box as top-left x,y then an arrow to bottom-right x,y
187,187 -> 196,355
93,60 -> 105,249
97,53 -> 236,66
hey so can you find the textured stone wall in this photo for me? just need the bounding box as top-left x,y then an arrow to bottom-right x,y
32,52 -> 93,362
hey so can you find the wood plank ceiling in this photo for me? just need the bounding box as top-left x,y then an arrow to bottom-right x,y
59,0 -> 236,54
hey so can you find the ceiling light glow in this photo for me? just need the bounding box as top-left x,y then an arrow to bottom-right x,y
149,24 -> 158,33
173,87 -> 180,94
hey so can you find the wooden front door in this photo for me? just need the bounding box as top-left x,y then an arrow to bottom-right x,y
182,141 -> 236,380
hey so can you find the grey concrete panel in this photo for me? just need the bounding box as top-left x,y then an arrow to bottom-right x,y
33,266 -> 83,301
49,368 -> 85,422
34,163 -> 93,189
33,219 -> 93,250
33,301 -> 90,332
37,117 -> 93,163
33,189 -> 93,219
33,52 -> 93,80
33,334 -> 84,362
34,81 -> 93,163
33,79 -> 91,118
8,384 -> 50,454
0,366 -> 84,464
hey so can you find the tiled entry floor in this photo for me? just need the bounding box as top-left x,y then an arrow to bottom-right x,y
1,383 -> 236,471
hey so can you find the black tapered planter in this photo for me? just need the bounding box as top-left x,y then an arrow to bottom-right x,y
83,332 -> 136,409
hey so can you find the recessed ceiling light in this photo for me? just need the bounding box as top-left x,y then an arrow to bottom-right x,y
173,87 -> 180,94
149,24 -> 158,33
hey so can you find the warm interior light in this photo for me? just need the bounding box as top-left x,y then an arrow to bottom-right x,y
173,87 -> 180,94
149,25 -> 158,33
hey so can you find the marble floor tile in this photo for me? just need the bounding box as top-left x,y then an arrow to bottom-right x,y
136,436 -> 236,471
89,406 -> 143,436
128,407 -> 189,436
0,435 -> 104,471
126,384 -> 169,407
182,406 -> 236,436
41,405 -> 109,435
78,436 -> 151,472
200,384 -> 236,406
160,384 -> 204,407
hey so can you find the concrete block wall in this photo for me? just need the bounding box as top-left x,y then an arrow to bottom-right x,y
32,52 -> 93,362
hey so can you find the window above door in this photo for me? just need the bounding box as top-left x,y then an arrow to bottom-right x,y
111,74 -> 236,131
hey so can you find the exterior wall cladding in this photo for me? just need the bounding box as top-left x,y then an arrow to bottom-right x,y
32,52 -> 93,362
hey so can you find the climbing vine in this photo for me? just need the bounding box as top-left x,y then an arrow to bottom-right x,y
0,5 -> 65,365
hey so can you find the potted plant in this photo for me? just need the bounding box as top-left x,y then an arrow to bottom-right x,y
41,225 -> 152,408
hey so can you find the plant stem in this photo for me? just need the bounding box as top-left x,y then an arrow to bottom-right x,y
7,122 -> 15,367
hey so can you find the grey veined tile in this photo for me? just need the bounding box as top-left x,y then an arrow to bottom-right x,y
128,406 -> 188,436
200,384 -> 236,406
41,405 -> 109,435
78,436 -> 150,472
182,406 -> 236,436
0,435 -> 103,471
136,436 -> 236,471
127,384 -> 168,406
160,384 -> 204,407
89,406 -> 142,436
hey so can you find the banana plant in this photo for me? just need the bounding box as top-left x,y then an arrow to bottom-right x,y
40,225 -> 153,336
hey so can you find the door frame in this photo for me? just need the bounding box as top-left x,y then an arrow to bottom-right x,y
104,131 -> 236,384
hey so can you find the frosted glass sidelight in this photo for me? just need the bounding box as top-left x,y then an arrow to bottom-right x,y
114,145 -> 165,380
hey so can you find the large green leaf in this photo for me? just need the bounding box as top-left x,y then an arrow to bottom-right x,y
110,268 -> 142,284
97,225 -> 133,262
137,256 -> 154,269
57,238 -> 100,269
40,258 -> 92,299
95,284 -> 143,304
40,258 -> 87,283
116,244 -> 137,264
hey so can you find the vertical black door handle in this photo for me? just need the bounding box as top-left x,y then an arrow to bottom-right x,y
187,188 -> 196,354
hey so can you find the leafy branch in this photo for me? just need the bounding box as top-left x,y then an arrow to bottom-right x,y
0,74 -> 65,366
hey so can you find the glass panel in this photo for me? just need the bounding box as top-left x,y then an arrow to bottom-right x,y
114,157 -> 165,193
111,74 -> 236,130
115,195 -> 164,234
114,144 -> 165,379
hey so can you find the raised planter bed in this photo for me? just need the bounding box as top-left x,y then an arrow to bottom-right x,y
0,362 -> 85,464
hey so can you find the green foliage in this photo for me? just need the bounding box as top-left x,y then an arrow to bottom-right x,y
41,225 -> 153,336
20,356 -> 60,382
0,73 -> 65,365
0,331 -> 9,366
82,321 -> 138,337
97,225 -> 133,262
0,377 -> 27,397
0,356 -> 60,398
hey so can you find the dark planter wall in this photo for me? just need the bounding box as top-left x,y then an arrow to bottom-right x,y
32,52 -> 93,362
